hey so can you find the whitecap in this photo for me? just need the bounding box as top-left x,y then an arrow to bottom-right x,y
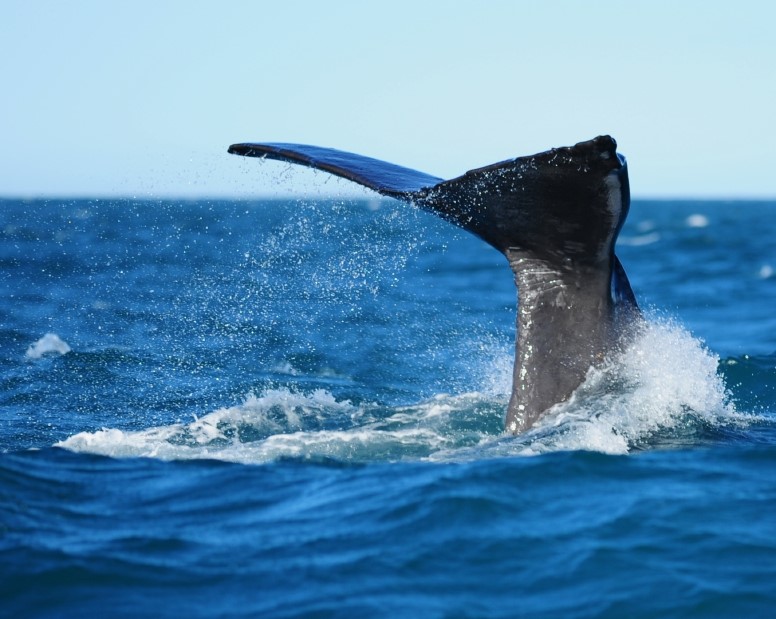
619,232 -> 661,246
25,333 -> 71,359
686,213 -> 710,228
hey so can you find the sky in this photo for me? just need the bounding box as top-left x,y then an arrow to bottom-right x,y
2,0 -> 775,198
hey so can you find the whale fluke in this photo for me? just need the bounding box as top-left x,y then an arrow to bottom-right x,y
227,143 -> 442,197
230,136 -> 639,434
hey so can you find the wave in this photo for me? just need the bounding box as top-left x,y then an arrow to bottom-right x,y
57,320 -> 768,463
25,333 -> 71,360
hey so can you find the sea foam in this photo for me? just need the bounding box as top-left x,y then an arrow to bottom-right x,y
510,318 -> 747,456
57,320 -> 758,463
25,333 -> 71,359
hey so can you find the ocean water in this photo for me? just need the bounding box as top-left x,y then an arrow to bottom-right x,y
1,196 -> 775,618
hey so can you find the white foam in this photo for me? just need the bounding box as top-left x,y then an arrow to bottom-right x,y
56,388 -> 505,463
56,321 -> 761,463
25,333 -> 71,359
619,232 -> 661,246
57,388 -> 354,462
686,213 -> 710,228
511,319 -> 747,456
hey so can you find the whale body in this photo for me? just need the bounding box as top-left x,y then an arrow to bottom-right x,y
229,136 -> 639,434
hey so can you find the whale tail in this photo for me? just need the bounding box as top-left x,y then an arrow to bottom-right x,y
228,137 -> 633,271
229,137 -> 639,433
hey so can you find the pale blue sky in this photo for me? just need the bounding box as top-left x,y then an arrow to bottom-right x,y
2,1 -> 775,198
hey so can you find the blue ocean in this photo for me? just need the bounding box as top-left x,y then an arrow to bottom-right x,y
1,195 -> 775,618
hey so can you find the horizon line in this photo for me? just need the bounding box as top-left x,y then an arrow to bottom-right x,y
2,193 -> 776,203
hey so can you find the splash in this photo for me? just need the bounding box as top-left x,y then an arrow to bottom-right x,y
56,388 -> 504,463
509,318 -> 752,456
57,320 -> 762,463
